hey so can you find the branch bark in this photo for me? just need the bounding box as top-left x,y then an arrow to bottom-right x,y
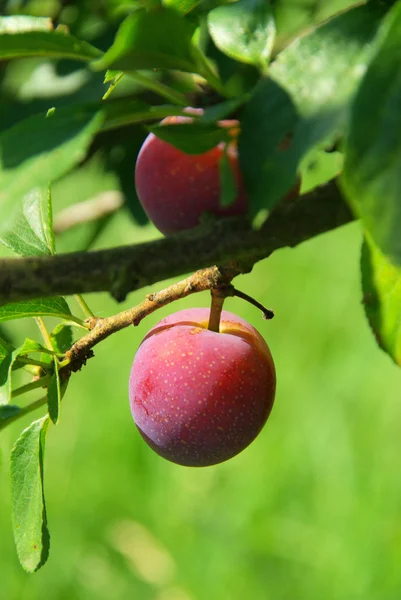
0,180 -> 353,305
66,265 -> 233,366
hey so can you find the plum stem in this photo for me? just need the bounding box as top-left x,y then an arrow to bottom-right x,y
208,289 -> 226,333
232,289 -> 274,320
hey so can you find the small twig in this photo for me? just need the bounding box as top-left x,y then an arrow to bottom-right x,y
233,289 -> 274,320
65,265 -> 237,368
74,294 -> 95,319
35,318 -> 53,350
12,375 -> 51,399
53,191 -> 124,234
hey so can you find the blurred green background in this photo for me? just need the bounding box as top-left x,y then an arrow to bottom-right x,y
2,0 -> 401,599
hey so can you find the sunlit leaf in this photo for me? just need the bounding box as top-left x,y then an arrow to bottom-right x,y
342,2 -> 401,265
11,416 -> 50,572
92,8 -> 198,73
0,15 -> 102,61
239,2 -> 387,219
361,233 -> 401,366
0,298 -> 72,324
0,187 -> 55,257
208,0 -> 275,71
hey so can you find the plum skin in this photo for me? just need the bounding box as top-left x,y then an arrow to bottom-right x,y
134,116 -> 247,235
129,308 -> 276,467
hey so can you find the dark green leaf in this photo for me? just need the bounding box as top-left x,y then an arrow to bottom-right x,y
342,2 -> 401,265
0,186 -> 55,257
148,122 -> 231,154
11,416 -> 50,572
218,151 -> 238,207
199,98 -> 247,124
208,0 -> 275,70
0,297 -> 72,324
0,354 -> 14,405
239,2 -> 386,219
361,233 -> 401,366
0,107 -> 104,230
47,358 -> 60,425
92,8 -> 198,73
239,78 -> 299,217
0,16 -> 102,62
15,338 -> 48,356
0,404 -> 21,420
101,98 -> 167,131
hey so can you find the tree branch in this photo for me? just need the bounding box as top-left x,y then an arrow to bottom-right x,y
0,180 -> 353,305
65,265 -> 235,366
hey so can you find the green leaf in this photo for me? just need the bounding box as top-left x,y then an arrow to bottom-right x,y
102,70 -> 124,100
11,416 -> 50,573
0,107 -> 104,230
218,151 -> 238,207
199,98 -> 247,124
342,2 -> 401,265
47,358 -> 61,425
270,2 -> 386,118
300,149 -> 344,194
0,186 -> 55,257
208,0 -> 275,71
148,122 -> 231,154
50,323 -> 73,354
0,16 -> 102,62
361,234 -> 401,366
239,2 -> 387,219
102,100 -> 182,132
104,69 -> 121,84
15,338 -> 48,356
0,297 -> 72,324
92,8 -> 198,73
0,404 -> 21,420
238,78 -> 299,216
0,339 -> 49,405
0,335 -> 14,360
0,354 -> 14,405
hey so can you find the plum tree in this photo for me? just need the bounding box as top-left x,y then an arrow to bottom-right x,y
134,115 -> 247,235
129,307 -> 276,467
